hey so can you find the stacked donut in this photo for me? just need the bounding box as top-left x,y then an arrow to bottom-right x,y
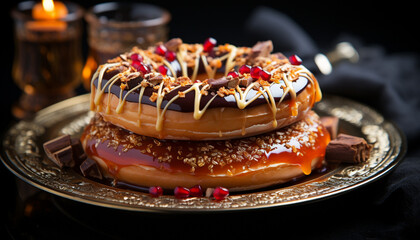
81,38 -> 329,192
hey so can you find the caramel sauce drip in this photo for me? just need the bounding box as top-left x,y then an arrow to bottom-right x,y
81,112 -> 330,177
89,43 -> 322,137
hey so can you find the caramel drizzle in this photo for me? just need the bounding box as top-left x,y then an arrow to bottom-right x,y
90,44 -> 321,137
155,83 -> 218,131
191,46 -> 203,81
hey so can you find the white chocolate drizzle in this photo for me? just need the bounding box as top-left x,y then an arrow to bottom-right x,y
90,43 -> 322,137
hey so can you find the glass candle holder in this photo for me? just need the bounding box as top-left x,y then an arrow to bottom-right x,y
11,1 -> 84,119
82,2 -> 171,89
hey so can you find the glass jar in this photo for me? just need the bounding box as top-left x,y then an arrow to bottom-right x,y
82,2 -> 171,89
11,1 -> 84,119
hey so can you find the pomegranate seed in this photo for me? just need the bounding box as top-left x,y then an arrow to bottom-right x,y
189,185 -> 203,197
259,69 -> 272,81
227,71 -> 239,78
130,53 -> 143,62
149,186 -> 163,197
137,62 -> 150,75
155,44 -> 167,56
289,54 -> 302,65
203,37 -> 217,52
174,186 -> 190,199
213,186 -> 229,200
131,60 -> 141,70
165,51 -> 176,62
250,66 -> 262,79
158,65 -> 168,76
238,65 -> 251,75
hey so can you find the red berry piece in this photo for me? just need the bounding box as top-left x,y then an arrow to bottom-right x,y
203,37 -> 217,52
140,63 -> 150,75
131,60 -> 141,70
213,186 -> 229,200
259,69 -> 272,81
238,65 -> 251,75
149,186 -> 163,197
174,186 -> 190,199
250,66 -> 262,79
134,62 -> 149,75
158,65 -> 168,76
155,44 -> 167,56
289,54 -> 302,65
165,51 -> 176,62
130,53 -> 143,62
227,71 -> 239,78
189,185 -> 203,197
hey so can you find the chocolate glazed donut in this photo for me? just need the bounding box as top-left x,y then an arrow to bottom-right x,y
89,39 -> 322,140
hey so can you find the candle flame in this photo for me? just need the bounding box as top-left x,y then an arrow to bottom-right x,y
42,0 -> 55,13
32,0 -> 68,26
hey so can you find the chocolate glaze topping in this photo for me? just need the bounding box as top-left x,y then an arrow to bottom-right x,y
92,70 -> 309,112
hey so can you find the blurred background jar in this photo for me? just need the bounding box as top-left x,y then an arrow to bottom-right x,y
11,0 -> 84,119
82,2 -> 171,89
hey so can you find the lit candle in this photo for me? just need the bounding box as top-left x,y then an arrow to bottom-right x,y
28,0 -> 68,31
12,0 -> 83,119
33,0 -> 68,19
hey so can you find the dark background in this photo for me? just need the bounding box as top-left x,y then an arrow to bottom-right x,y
1,0 -> 418,239
2,0 -> 418,114
2,0 -> 418,117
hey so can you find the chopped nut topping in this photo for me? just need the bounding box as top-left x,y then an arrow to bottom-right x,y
83,112 -> 326,175
149,92 -> 158,102
210,59 -> 222,68
140,79 -> 152,88
175,76 -> 193,86
178,91 -> 186,98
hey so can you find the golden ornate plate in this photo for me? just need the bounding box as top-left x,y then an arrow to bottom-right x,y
1,94 -> 406,212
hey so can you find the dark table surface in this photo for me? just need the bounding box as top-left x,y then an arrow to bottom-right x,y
1,1 -> 418,239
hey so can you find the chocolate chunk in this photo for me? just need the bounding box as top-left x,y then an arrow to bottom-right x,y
248,40 -> 273,60
272,52 -> 287,60
325,134 -> 372,164
227,77 -> 239,89
208,76 -> 240,89
239,77 -> 254,87
43,135 -> 71,156
70,138 -> 87,163
53,145 -> 74,168
43,135 -> 87,169
164,38 -> 183,52
208,77 -> 229,89
148,74 -> 164,85
320,116 -> 339,139
43,135 -> 73,168
80,158 -> 103,180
